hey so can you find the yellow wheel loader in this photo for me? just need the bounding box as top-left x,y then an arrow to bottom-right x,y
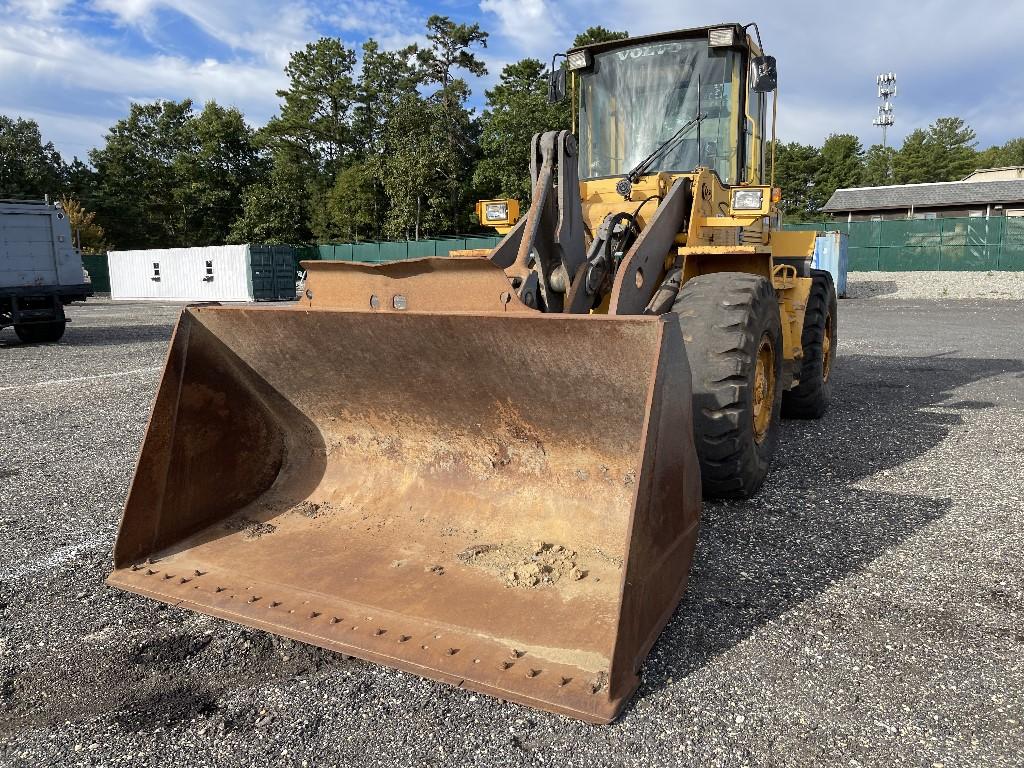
108,23 -> 837,723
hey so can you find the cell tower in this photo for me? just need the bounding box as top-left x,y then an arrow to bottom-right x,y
873,72 -> 896,147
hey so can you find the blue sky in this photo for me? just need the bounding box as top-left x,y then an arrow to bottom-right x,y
3,0 -> 1023,162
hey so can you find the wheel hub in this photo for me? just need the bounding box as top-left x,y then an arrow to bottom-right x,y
822,311 -> 834,383
752,334 -> 775,443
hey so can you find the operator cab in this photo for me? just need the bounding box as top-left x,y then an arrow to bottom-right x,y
560,24 -> 777,186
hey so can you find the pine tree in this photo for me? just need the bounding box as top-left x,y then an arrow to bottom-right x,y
772,141 -> 821,220
862,144 -> 896,186
814,134 -> 863,206
927,117 -> 977,181
893,128 -> 933,184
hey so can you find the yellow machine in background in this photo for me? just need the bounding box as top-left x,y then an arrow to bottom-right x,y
108,22 -> 837,724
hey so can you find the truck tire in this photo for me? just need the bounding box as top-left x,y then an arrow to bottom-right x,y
14,320 -> 67,344
672,272 -> 783,499
781,269 -> 837,419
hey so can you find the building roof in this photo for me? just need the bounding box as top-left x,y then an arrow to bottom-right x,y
962,166 -> 1024,181
822,178 -> 1024,212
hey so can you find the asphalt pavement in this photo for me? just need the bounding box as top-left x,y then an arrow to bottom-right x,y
1,297 -> 1022,767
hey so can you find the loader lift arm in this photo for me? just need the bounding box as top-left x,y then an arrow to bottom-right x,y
492,130 -> 693,316
491,130 -> 586,311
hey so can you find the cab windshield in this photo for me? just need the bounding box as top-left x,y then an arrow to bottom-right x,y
577,39 -> 739,182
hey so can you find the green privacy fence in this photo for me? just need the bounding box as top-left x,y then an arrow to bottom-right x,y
310,236 -> 502,264
783,216 -> 1024,271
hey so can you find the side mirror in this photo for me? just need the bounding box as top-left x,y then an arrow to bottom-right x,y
547,67 -> 566,104
751,55 -> 777,93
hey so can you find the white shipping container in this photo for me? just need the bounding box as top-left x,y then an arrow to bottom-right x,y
108,245 -> 298,303
109,245 -> 253,301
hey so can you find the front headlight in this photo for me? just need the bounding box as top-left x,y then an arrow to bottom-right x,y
484,202 -> 509,221
732,188 -> 764,211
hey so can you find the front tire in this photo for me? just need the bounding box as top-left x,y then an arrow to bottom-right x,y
782,269 -> 837,419
14,320 -> 67,344
672,272 -> 783,498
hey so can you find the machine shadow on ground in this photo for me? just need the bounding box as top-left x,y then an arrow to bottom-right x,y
637,351 -> 1024,701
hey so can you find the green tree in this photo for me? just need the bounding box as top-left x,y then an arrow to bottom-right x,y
893,128 -> 932,184
174,102 -> 267,245
862,143 -> 896,186
573,27 -> 629,47
65,158 -> 98,205
926,116 -> 977,181
90,99 -> 267,248
416,15 -> 488,91
420,15 -> 488,232
259,38 -> 360,239
474,58 -> 569,203
265,38 -> 358,178
353,39 -> 419,156
976,137 -> 1024,169
771,141 -> 821,220
814,133 -> 863,207
0,116 -> 66,198
89,100 -> 194,248
342,39 -> 423,240
229,160 -> 310,245
324,161 -> 381,241
894,118 -> 978,184
379,93 -> 440,239
377,15 -> 488,237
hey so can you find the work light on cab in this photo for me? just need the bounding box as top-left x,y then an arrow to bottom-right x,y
731,188 -> 764,211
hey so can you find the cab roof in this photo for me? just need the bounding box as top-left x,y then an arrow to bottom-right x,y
567,23 -> 753,56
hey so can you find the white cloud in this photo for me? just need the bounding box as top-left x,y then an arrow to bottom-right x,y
90,0 -> 317,64
478,0 -> 564,55
0,22 -> 286,115
6,0 -> 72,20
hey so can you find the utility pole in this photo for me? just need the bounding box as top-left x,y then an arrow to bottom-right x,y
873,72 -> 896,147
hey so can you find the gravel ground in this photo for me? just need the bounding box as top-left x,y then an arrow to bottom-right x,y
847,270 -> 1024,300
1,297 -> 1022,767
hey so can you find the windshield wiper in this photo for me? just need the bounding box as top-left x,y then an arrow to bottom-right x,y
615,112 -> 707,199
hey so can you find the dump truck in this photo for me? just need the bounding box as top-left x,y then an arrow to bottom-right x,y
108,23 -> 836,723
0,199 -> 92,343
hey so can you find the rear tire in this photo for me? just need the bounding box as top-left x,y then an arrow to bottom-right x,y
14,320 -> 67,344
782,269 -> 837,419
672,272 -> 783,499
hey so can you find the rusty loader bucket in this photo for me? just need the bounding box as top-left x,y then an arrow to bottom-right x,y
107,258 -> 701,723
